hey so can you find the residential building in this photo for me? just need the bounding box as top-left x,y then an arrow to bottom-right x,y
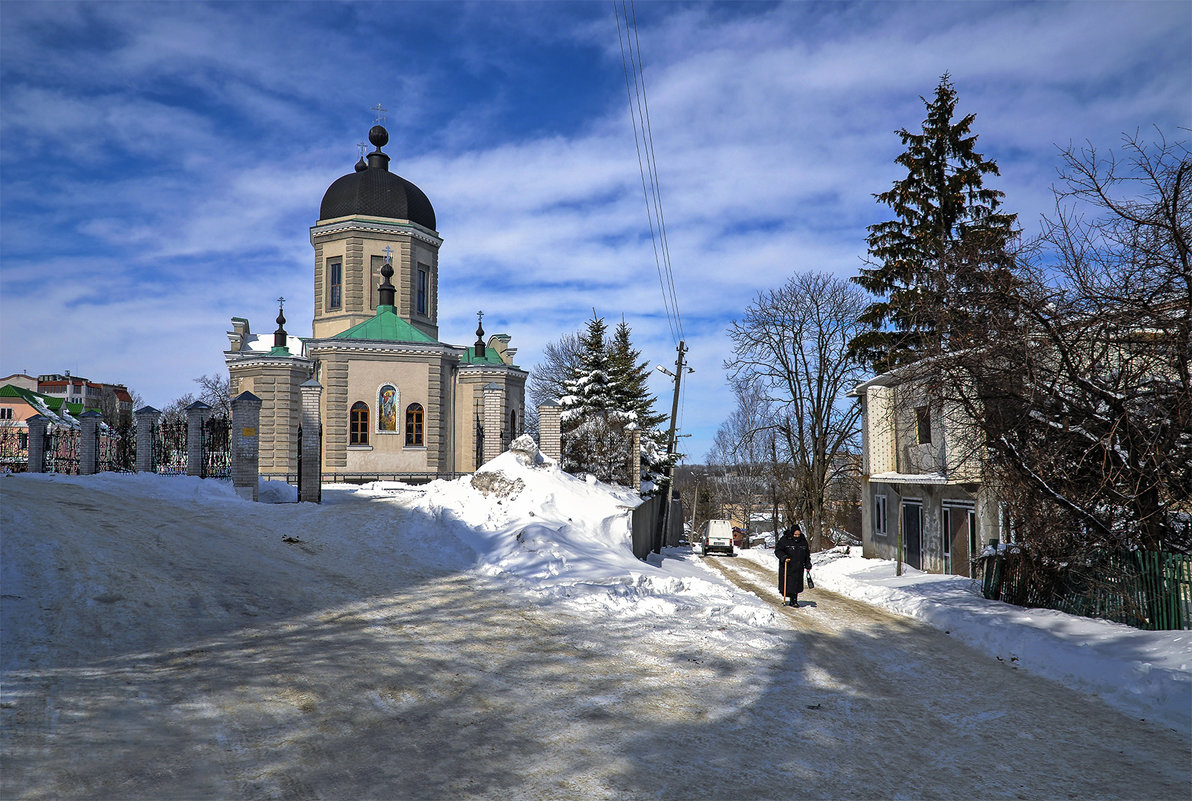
850,370 -> 997,578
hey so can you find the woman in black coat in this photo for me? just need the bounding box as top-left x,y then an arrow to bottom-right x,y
775,525 -> 813,607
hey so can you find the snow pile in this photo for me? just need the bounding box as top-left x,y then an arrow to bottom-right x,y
385,438 -> 777,629
739,547 -> 1191,735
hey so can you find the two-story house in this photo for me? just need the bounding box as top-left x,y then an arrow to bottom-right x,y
849,369 -> 999,577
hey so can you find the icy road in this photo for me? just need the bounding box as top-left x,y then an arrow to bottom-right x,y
2,472 -> 1188,800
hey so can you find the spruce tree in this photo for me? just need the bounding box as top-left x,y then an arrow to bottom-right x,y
608,319 -> 666,431
559,314 -> 622,481
607,319 -> 671,491
559,314 -> 612,420
850,73 -> 1017,373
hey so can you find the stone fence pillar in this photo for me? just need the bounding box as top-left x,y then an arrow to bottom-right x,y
26,415 -> 48,473
299,379 -> 323,503
135,406 -> 160,473
231,391 -> 262,502
186,401 -> 211,477
537,402 -> 561,462
482,383 -> 503,466
79,410 -> 103,475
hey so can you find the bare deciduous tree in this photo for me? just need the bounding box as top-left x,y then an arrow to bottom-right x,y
705,379 -> 775,544
940,129 -> 1191,555
194,373 -> 232,418
725,271 -> 870,550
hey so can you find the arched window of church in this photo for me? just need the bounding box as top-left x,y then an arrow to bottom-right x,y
509,409 -> 517,436
350,402 -> 369,445
378,385 -> 398,431
405,403 -> 424,446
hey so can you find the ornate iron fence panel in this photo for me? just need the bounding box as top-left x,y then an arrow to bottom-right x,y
45,427 -> 80,475
201,415 -> 231,478
153,419 -> 189,474
0,424 -> 25,472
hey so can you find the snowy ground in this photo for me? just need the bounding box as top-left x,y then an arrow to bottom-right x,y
2,442 -> 1189,800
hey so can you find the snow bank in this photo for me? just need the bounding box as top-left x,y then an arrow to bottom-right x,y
387,440 -> 778,631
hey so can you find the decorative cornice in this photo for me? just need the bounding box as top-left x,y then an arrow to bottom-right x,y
223,350 -> 315,370
305,338 -> 458,360
458,364 -> 529,380
310,216 -> 443,248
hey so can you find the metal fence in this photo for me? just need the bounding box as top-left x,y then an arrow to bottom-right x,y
44,427 -> 80,475
201,416 -> 231,478
980,547 -> 1192,631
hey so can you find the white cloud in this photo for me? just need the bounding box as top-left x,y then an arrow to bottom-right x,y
1,1 -> 1188,460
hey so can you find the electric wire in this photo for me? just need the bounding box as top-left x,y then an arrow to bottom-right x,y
614,0 -> 683,345
627,1 -> 683,342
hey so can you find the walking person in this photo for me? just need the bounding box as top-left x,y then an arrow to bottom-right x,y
775,525 -> 813,607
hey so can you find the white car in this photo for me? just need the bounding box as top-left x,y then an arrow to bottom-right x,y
698,519 -> 735,557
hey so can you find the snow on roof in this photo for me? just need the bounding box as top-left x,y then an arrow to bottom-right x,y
239,332 -> 307,354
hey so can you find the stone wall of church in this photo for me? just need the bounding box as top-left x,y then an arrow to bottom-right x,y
311,224 -> 441,340
326,353 -> 446,474
453,369 -> 527,471
320,354 -> 351,470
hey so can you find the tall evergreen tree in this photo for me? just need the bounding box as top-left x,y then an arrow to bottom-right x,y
559,315 -> 622,481
558,314 -> 671,492
607,319 -> 671,491
608,319 -> 667,431
850,73 -> 1017,373
559,314 -> 613,420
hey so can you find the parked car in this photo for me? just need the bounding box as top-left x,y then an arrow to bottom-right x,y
698,519 -> 735,557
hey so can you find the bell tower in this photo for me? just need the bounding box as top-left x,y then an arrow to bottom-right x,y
310,120 -> 441,340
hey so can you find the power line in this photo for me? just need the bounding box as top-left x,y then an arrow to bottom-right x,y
614,0 -> 683,345
627,1 -> 683,342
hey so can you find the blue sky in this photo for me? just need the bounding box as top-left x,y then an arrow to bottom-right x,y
1,1 -> 1189,462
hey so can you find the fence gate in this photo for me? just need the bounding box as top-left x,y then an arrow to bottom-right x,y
201,415 -> 231,478
44,427 -> 80,475
153,419 -> 189,474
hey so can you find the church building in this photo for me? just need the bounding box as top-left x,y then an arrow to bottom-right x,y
224,123 -> 527,477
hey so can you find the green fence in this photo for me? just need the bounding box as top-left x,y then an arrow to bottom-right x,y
980,548 -> 1192,631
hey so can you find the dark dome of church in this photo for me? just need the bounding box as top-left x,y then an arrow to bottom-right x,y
319,127 -> 436,230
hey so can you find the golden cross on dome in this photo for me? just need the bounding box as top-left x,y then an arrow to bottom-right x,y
372,103 -> 387,124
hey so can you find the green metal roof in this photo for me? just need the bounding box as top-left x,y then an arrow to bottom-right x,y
0,384 -> 84,416
331,305 -> 439,344
459,343 -> 508,365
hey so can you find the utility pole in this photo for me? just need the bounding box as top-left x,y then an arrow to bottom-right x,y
657,341 -> 688,553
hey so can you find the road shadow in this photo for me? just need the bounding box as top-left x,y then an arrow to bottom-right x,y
3,476 -> 1189,800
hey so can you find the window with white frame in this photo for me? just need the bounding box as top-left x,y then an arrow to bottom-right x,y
328,260 -> 343,310
874,493 -> 888,537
